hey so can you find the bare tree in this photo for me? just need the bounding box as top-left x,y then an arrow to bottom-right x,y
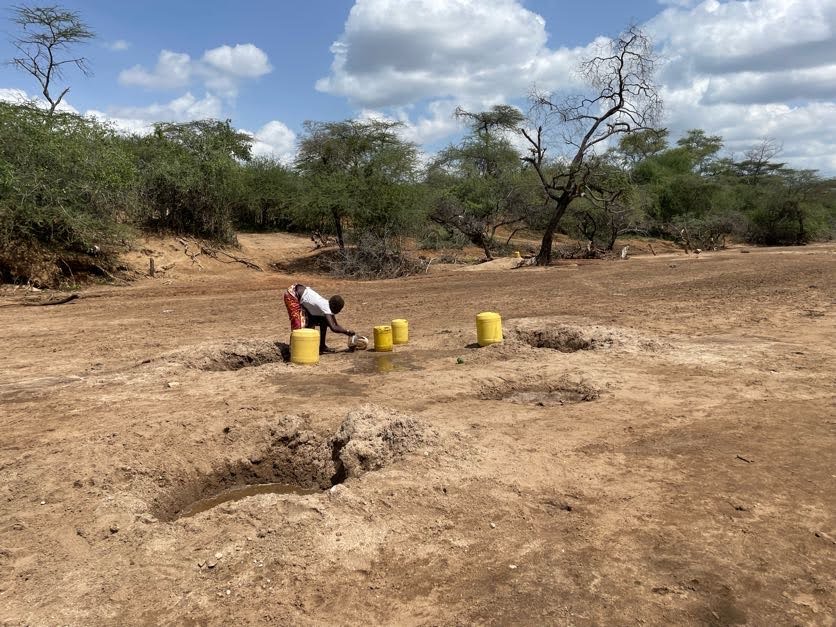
8,4 -> 94,115
736,138 -> 785,184
521,25 -> 661,265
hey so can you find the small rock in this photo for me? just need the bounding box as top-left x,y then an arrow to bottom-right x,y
225,589 -> 231,595
456,357 -> 465,364
490,522 -> 496,529
207,561 -> 217,569
40,500 -> 46,505
509,564 -> 517,570
197,560 -> 206,568
109,524 -> 119,534
214,552 -> 223,559
166,381 -> 180,388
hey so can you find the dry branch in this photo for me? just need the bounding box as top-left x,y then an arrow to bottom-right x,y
22,293 -> 80,306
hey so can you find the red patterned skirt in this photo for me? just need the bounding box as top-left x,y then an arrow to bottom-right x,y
283,284 -> 307,330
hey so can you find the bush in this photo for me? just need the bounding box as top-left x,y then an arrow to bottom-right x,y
317,234 -> 426,279
0,102 -> 137,284
128,120 -> 252,244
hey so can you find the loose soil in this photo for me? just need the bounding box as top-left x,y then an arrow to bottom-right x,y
1,234 -> 834,625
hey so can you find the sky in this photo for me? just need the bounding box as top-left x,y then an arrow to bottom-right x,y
1,0 -> 835,174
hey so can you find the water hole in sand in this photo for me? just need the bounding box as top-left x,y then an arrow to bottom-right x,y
177,340 -> 290,371
177,482 -> 320,518
151,407 -> 434,522
480,376 -> 600,407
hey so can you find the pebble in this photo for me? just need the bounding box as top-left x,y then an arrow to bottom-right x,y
167,381 -> 180,388
509,564 -> 517,570
207,561 -> 217,569
214,552 -> 223,559
490,522 -> 496,529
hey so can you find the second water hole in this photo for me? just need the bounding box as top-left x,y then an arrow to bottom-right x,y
177,482 -> 320,519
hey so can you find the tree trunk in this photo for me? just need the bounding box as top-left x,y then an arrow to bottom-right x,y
331,207 -> 345,250
535,196 -> 572,266
481,239 -> 493,261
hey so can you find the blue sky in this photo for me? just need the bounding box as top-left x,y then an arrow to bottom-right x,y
2,0 -> 835,174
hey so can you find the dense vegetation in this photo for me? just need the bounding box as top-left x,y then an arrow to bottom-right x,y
1,99 -> 834,286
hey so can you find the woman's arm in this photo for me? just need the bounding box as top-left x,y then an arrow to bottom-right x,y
324,314 -> 352,336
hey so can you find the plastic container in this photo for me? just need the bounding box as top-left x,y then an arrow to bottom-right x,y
290,328 -> 320,364
373,325 -> 393,352
391,319 -> 409,345
476,312 -> 503,347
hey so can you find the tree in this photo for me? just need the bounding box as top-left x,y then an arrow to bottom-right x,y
234,158 -> 299,231
615,128 -> 668,166
8,4 -> 95,115
427,105 -> 536,259
735,138 -> 785,184
129,120 -> 253,242
0,102 -> 137,284
522,25 -> 662,265
294,119 -> 420,250
676,129 -> 723,174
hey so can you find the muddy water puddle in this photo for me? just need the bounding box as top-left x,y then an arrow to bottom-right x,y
348,349 -> 461,374
177,483 -> 320,519
350,352 -> 423,374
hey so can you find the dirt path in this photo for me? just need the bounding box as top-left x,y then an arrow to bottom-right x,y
1,240 -> 834,625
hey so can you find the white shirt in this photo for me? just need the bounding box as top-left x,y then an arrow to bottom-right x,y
300,287 -> 332,316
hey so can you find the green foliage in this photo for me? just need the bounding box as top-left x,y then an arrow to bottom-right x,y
294,119 -> 422,249
615,128 -> 669,165
427,106 -> 539,258
128,120 -> 252,243
0,102 -> 137,282
232,157 -> 299,231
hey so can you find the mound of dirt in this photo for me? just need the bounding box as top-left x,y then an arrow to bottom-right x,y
329,405 -> 437,479
151,405 -> 435,520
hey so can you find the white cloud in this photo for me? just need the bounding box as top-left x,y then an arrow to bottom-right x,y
0,88 -> 33,105
119,50 -> 192,89
202,44 -> 272,78
648,0 -> 836,172
650,0 -> 836,76
85,109 -> 154,135
119,43 -> 272,98
247,120 -> 297,163
108,92 -> 223,122
106,40 -> 131,52
316,0 -> 588,108
0,87 -> 78,113
313,0 -> 836,173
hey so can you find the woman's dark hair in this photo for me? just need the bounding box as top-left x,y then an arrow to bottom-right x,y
329,295 -> 345,314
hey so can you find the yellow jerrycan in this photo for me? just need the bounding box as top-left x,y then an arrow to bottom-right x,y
374,325 -> 394,352
391,319 -> 409,345
290,328 -> 320,364
476,312 -> 503,347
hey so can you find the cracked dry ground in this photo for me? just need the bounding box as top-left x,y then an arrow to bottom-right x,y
1,243 -> 834,625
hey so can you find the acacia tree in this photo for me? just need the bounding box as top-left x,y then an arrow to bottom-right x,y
522,25 -> 661,265
294,119 -> 419,250
427,105 -> 536,259
8,5 -> 94,115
